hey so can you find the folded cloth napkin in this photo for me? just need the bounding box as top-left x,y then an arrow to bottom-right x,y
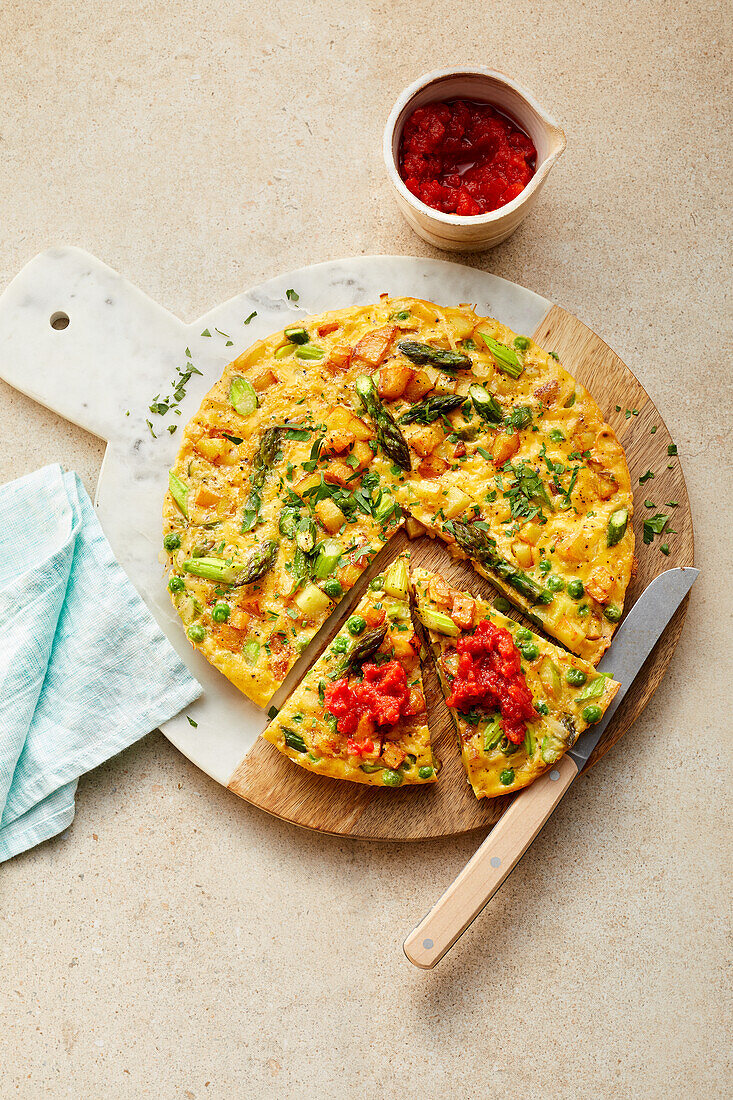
0,464 -> 201,862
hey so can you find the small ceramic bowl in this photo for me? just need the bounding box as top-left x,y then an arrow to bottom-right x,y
383,68 -> 566,252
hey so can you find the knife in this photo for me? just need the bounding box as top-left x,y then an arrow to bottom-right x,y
403,566 -> 699,969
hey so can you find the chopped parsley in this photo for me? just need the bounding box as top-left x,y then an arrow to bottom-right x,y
286,288 -> 300,302
643,513 -> 669,545
639,469 -> 655,484
668,443 -> 678,456
244,311 -> 257,324
201,328 -> 211,337
186,716 -> 198,728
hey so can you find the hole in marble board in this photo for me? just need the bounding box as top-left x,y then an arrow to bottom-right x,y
50,311 -> 70,330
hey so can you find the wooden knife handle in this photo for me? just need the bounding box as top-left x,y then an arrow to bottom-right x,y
403,753 -> 579,969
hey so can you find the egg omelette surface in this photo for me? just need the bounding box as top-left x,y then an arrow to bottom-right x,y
263,554 -> 438,787
412,566 -> 619,798
163,296 -> 634,708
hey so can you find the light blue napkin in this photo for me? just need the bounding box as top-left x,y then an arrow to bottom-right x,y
0,464 -> 202,862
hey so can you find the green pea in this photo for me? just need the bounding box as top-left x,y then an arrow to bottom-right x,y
382,769 -> 403,787
494,597 -> 511,613
323,578 -> 343,599
347,615 -> 366,636
418,765 -> 434,779
582,704 -> 602,724
513,335 -> 530,350
212,601 -> 230,623
566,667 -> 587,686
604,603 -> 623,622
520,643 -> 540,661
567,578 -> 585,599
168,576 -> 185,593
369,577 -> 383,590
549,429 -> 565,442
331,636 -> 348,654
546,575 -> 565,592
163,533 -> 181,552
499,768 -> 515,786
187,624 -> 205,643
515,627 -> 533,642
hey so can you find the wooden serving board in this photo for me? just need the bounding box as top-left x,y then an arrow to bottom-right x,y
228,304 -> 694,839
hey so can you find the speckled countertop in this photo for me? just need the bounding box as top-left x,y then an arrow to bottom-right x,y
1,2 -> 730,1097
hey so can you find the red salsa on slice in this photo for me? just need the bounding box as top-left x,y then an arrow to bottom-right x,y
325,660 -> 416,754
399,98 -> 536,216
445,619 -> 536,743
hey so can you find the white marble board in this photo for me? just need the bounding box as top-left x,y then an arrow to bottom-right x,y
0,247 -> 552,787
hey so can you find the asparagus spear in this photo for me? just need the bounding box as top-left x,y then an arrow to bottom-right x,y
469,384 -> 503,423
241,427 -> 282,531
450,520 -> 553,605
181,540 -> 278,586
355,375 -> 411,471
399,394 -> 466,424
344,625 -> 388,674
607,507 -> 628,546
397,341 -> 472,371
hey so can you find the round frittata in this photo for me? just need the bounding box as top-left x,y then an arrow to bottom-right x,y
162,296 -> 634,709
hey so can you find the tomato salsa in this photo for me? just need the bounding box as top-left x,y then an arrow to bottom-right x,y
399,98 -> 536,216
445,619 -> 536,743
325,660 -> 414,753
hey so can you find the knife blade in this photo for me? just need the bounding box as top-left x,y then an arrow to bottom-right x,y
403,566 -> 699,969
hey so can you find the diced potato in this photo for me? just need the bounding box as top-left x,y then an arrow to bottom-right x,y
351,439 -> 373,471
418,455 -> 449,478
378,362 -> 412,400
294,583 -> 331,620
409,301 -> 441,323
586,567 -> 613,604
596,473 -> 619,500
554,616 -> 586,651
323,461 -> 353,487
326,344 -> 351,372
432,372 -> 459,395
326,405 -> 372,441
444,312 -> 475,340
451,593 -> 476,630
403,369 -> 433,402
294,471 -> 321,495
194,484 -> 221,507
317,321 -> 339,336
339,562 -> 361,588
518,523 -> 542,546
390,633 -> 418,660
230,610 -> 250,631
352,326 -> 396,367
410,422 -> 445,457
586,615 -> 604,640
251,368 -> 277,393
428,573 -> 451,606
322,428 -> 355,456
315,497 -> 346,534
194,436 -> 228,463
410,478 -> 443,506
512,540 -> 536,569
442,487 -> 472,519
405,517 -> 426,539
214,623 -> 247,650
492,432 -> 521,466
381,742 -> 406,768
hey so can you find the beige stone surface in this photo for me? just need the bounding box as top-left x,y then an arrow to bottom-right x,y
1,1 -> 731,1097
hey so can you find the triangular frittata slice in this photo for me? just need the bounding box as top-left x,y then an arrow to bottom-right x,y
412,566 -> 619,798
263,554 -> 438,787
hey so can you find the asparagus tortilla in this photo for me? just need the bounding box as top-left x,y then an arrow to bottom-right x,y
412,566 -> 619,798
263,554 -> 438,786
163,295 -> 633,708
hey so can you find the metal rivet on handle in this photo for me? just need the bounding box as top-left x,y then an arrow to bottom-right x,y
550,769 -> 560,781
422,938 -> 433,950
490,856 -> 501,868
